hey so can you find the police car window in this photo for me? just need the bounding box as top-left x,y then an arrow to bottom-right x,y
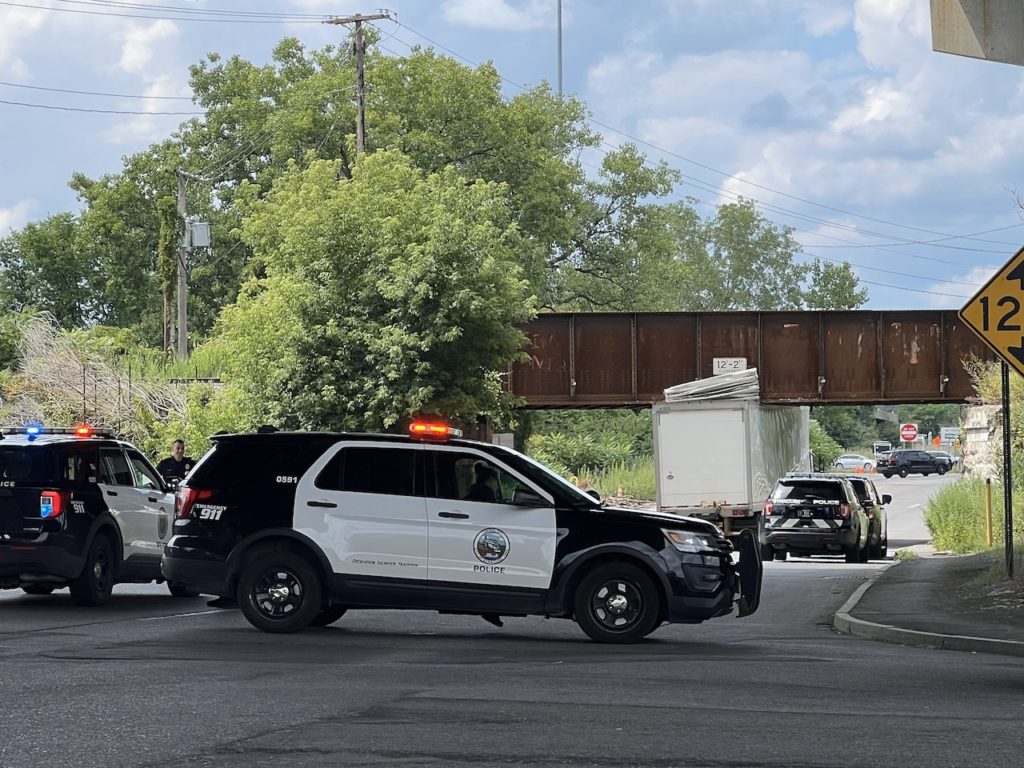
98,449 -> 134,486
846,479 -> 871,505
126,450 -> 162,490
337,447 -> 415,496
59,448 -> 96,487
431,452 -> 529,504
0,447 -> 49,482
771,481 -> 843,501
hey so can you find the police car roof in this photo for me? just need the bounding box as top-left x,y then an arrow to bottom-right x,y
0,434 -> 126,447
210,430 -> 493,451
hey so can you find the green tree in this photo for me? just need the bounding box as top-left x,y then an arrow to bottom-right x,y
667,198 -> 867,311
0,214 -> 95,326
810,418 -> 842,470
221,150 -> 535,430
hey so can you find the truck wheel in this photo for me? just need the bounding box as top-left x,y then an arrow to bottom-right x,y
775,549 -> 787,562
898,467 -> 909,478
238,549 -> 322,633
573,562 -> 660,644
310,605 -> 348,627
168,581 -> 200,598
69,534 -> 115,606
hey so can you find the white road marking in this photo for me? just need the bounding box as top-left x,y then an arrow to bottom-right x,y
908,504 -> 921,509
138,610 -> 224,621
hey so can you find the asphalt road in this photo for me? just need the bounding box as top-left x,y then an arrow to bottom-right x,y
2,472 -> 1022,768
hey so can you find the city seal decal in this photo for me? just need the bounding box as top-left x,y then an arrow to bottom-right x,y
474,528 -> 510,565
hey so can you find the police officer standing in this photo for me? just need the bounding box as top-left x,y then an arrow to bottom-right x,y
157,439 -> 194,483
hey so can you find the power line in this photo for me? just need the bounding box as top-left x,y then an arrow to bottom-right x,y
56,0 -> 329,19
0,98 -> 202,115
0,0 -> 328,23
0,79 -> 194,100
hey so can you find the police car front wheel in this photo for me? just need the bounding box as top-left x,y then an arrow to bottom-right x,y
237,549 -> 323,633
573,562 -> 661,644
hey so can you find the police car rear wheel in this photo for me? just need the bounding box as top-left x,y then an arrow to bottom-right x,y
574,563 -> 660,644
310,605 -> 348,627
238,550 -> 322,633
69,534 -> 114,607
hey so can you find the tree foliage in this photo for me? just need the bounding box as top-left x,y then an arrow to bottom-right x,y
216,151 -> 535,429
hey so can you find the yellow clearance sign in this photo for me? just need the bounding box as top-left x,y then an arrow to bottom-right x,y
959,245 -> 1024,377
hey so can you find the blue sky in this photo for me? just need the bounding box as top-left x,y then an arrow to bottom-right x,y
2,0 -> 1024,311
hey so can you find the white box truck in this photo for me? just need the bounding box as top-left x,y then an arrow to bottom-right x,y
652,398 -> 810,537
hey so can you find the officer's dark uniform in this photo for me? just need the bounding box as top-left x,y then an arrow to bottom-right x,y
156,455 -> 194,481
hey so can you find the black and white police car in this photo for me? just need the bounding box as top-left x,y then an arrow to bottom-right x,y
0,423 -> 195,605
162,422 -> 762,643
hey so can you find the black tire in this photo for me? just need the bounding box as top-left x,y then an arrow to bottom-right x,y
237,549 -> 323,633
69,534 -> 115,606
844,546 -> 861,564
573,562 -> 661,644
168,581 -> 200,598
937,465 -> 947,475
761,544 -> 775,562
878,538 -> 888,559
880,473 -> 892,479
898,467 -> 909,478
310,605 -> 348,627
863,463 -> 872,471
775,549 -> 787,561
21,585 -> 54,596
857,544 -> 870,563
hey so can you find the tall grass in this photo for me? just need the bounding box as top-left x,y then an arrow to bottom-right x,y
925,476 -> 1024,553
590,457 -> 657,501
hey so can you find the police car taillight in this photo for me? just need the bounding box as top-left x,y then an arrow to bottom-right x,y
838,503 -> 851,519
40,490 -> 66,519
763,500 -> 774,516
408,421 -> 463,441
176,486 -> 213,519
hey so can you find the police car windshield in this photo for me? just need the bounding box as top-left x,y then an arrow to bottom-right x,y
488,447 -> 600,507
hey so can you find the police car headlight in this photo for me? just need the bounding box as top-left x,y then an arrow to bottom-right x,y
663,529 -> 717,553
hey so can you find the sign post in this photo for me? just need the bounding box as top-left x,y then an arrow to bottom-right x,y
958,245 -> 1024,578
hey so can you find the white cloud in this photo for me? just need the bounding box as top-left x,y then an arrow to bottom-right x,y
442,0 -> 552,31
0,200 -> 35,236
926,266 -> 994,308
119,20 -> 179,75
103,74 -> 192,145
0,5 -> 47,77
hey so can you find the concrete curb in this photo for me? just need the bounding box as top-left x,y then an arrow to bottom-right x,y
833,560 -> 1024,658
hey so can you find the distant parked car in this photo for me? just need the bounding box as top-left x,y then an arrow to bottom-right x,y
833,454 -> 875,471
927,451 -> 958,471
877,449 -> 947,478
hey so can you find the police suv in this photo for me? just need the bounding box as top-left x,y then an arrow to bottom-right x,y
761,474 -> 870,563
0,424 -> 195,605
162,422 -> 762,643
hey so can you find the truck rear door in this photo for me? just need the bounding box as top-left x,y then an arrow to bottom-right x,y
655,407 -> 747,511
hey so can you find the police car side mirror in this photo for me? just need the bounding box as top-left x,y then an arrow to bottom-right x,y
882,494 -> 892,505
511,489 -> 547,507
164,477 -> 181,493
585,488 -> 602,502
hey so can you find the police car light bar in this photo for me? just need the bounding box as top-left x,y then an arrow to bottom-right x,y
408,421 -> 463,440
0,425 -> 113,438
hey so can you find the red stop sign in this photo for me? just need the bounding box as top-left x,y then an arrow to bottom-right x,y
900,423 -> 918,442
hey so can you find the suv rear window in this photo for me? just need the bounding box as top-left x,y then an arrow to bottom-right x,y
0,446 -> 54,483
771,480 -> 848,502
189,437 -> 338,487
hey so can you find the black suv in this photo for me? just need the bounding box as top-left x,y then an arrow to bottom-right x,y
761,475 -> 870,563
162,423 -> 762,643
877,449 -> 948,478
780,473 -> 889,560
0,425 -> 193,605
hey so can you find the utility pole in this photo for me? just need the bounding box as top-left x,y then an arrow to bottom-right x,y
557,0 -> 563,97
174,168 -> 207,359
324,12 -> 392,153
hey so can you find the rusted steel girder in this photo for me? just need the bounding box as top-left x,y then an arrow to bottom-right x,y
509,311 -> 996,407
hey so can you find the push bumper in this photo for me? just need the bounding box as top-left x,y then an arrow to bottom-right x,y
663,528 -> 762,622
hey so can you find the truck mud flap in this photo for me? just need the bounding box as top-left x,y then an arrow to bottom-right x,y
735,528 -> 762,618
